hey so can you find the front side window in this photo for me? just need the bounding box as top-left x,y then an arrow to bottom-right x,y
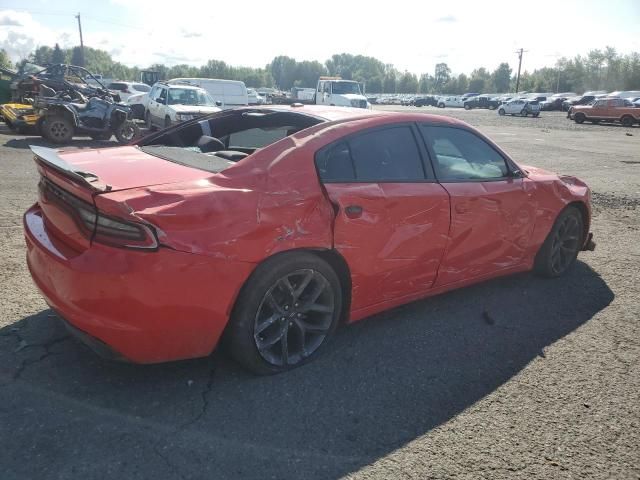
157,88 -> 167,103
420,126 -> 509,181
316,126 -> 425,182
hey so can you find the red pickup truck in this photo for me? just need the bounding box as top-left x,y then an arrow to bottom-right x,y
570,97 -> 640,127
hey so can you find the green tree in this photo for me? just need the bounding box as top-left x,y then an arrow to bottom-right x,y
468,67 -> 490,92
269,56 -> 297,90
31,46 -> 53,65
491,63 -> 511,93
367,76 -> 383,93
70,46 -> 84,67
418,74 -> 432,93
0,49 -> 12,69
51,43 -> 65,64
434,63 -> 451,92
383,71 -> 397,93
397,71 -> 418,93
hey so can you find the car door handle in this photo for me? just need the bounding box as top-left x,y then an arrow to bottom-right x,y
344,205 -> 363,218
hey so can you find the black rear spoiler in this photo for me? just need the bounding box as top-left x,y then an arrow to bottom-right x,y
30,146 -> 112,192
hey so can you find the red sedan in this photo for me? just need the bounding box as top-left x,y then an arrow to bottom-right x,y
24,105 -> 595,374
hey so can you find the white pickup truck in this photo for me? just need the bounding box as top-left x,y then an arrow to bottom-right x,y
315,77 -> 370,109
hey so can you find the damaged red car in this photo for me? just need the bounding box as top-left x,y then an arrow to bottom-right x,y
24,105 -> 595,374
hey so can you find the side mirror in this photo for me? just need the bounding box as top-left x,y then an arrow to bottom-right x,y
215,101 -> 222,107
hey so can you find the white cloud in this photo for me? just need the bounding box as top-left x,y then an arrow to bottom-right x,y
1,0 -> 639,77
0,10 -> 73,61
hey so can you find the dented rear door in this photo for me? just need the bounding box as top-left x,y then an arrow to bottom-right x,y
316,125 -> 451,311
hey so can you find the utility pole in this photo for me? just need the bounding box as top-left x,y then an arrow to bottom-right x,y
515,48 -> 524,93
75,13 -> 85,67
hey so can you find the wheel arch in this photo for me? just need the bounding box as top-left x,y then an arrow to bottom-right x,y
227,247 -> 353,331
566,200 -> 590,246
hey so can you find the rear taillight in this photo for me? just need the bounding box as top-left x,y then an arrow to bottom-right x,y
40,178 -> 157,250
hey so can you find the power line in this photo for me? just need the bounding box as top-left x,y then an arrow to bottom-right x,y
6,8 -> 140,31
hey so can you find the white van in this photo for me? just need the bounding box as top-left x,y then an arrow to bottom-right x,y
167,78 -> 248,109
315,77 -> 370,108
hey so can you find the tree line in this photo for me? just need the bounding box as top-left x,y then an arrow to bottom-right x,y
2,44 -> 639,95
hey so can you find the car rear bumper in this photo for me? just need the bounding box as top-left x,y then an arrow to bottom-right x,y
24,204 -> 255,364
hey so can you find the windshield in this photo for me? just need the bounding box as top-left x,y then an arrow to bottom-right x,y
331,81 -> 362,95
168,88 -> 216,106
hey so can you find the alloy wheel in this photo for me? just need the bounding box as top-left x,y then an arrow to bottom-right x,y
550,214 -> 581,275
50,121 -> 69,139
253,269 -> 335,367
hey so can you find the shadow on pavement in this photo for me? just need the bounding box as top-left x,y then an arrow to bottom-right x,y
0,262 -> 613,479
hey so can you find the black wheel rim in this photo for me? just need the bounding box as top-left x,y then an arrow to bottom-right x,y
550,215 -> 581,275
254,269 -> 335,367
50,121 -> 69,139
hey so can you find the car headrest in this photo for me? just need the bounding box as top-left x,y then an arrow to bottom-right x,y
197,135 -> 225,153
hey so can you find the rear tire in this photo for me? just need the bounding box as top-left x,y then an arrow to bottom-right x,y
621,115 -> 634,127
43,116 -> 74,144
464,104 -> 471,110
534,206 -> 584,278
226,252 -> 342,375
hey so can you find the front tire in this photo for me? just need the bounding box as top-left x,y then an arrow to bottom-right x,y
498,108 -> 505,116
574,113 -> 585,124
534,206 -> 584,278
115,120 -> 140,143
226,252 -> 342,375
43,116 -> 74,143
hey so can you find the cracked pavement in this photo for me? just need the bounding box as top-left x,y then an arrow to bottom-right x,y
1,111 -> 639,479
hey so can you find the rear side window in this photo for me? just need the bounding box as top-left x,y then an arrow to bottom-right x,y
316,126 -> 426,182
420,126 -> 508,181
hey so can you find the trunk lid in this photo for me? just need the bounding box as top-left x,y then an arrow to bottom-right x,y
32,145 -> 212,194
31,145 -> 212,252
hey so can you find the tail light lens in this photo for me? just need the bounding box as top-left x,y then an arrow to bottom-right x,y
40,177 -> 157,250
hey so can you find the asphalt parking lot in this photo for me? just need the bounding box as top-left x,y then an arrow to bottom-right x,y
0,107 -> 638,479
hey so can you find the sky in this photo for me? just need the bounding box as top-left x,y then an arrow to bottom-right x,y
1,0 -> 639,76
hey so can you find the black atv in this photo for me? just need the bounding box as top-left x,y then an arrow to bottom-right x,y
35,84 -> 140,144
